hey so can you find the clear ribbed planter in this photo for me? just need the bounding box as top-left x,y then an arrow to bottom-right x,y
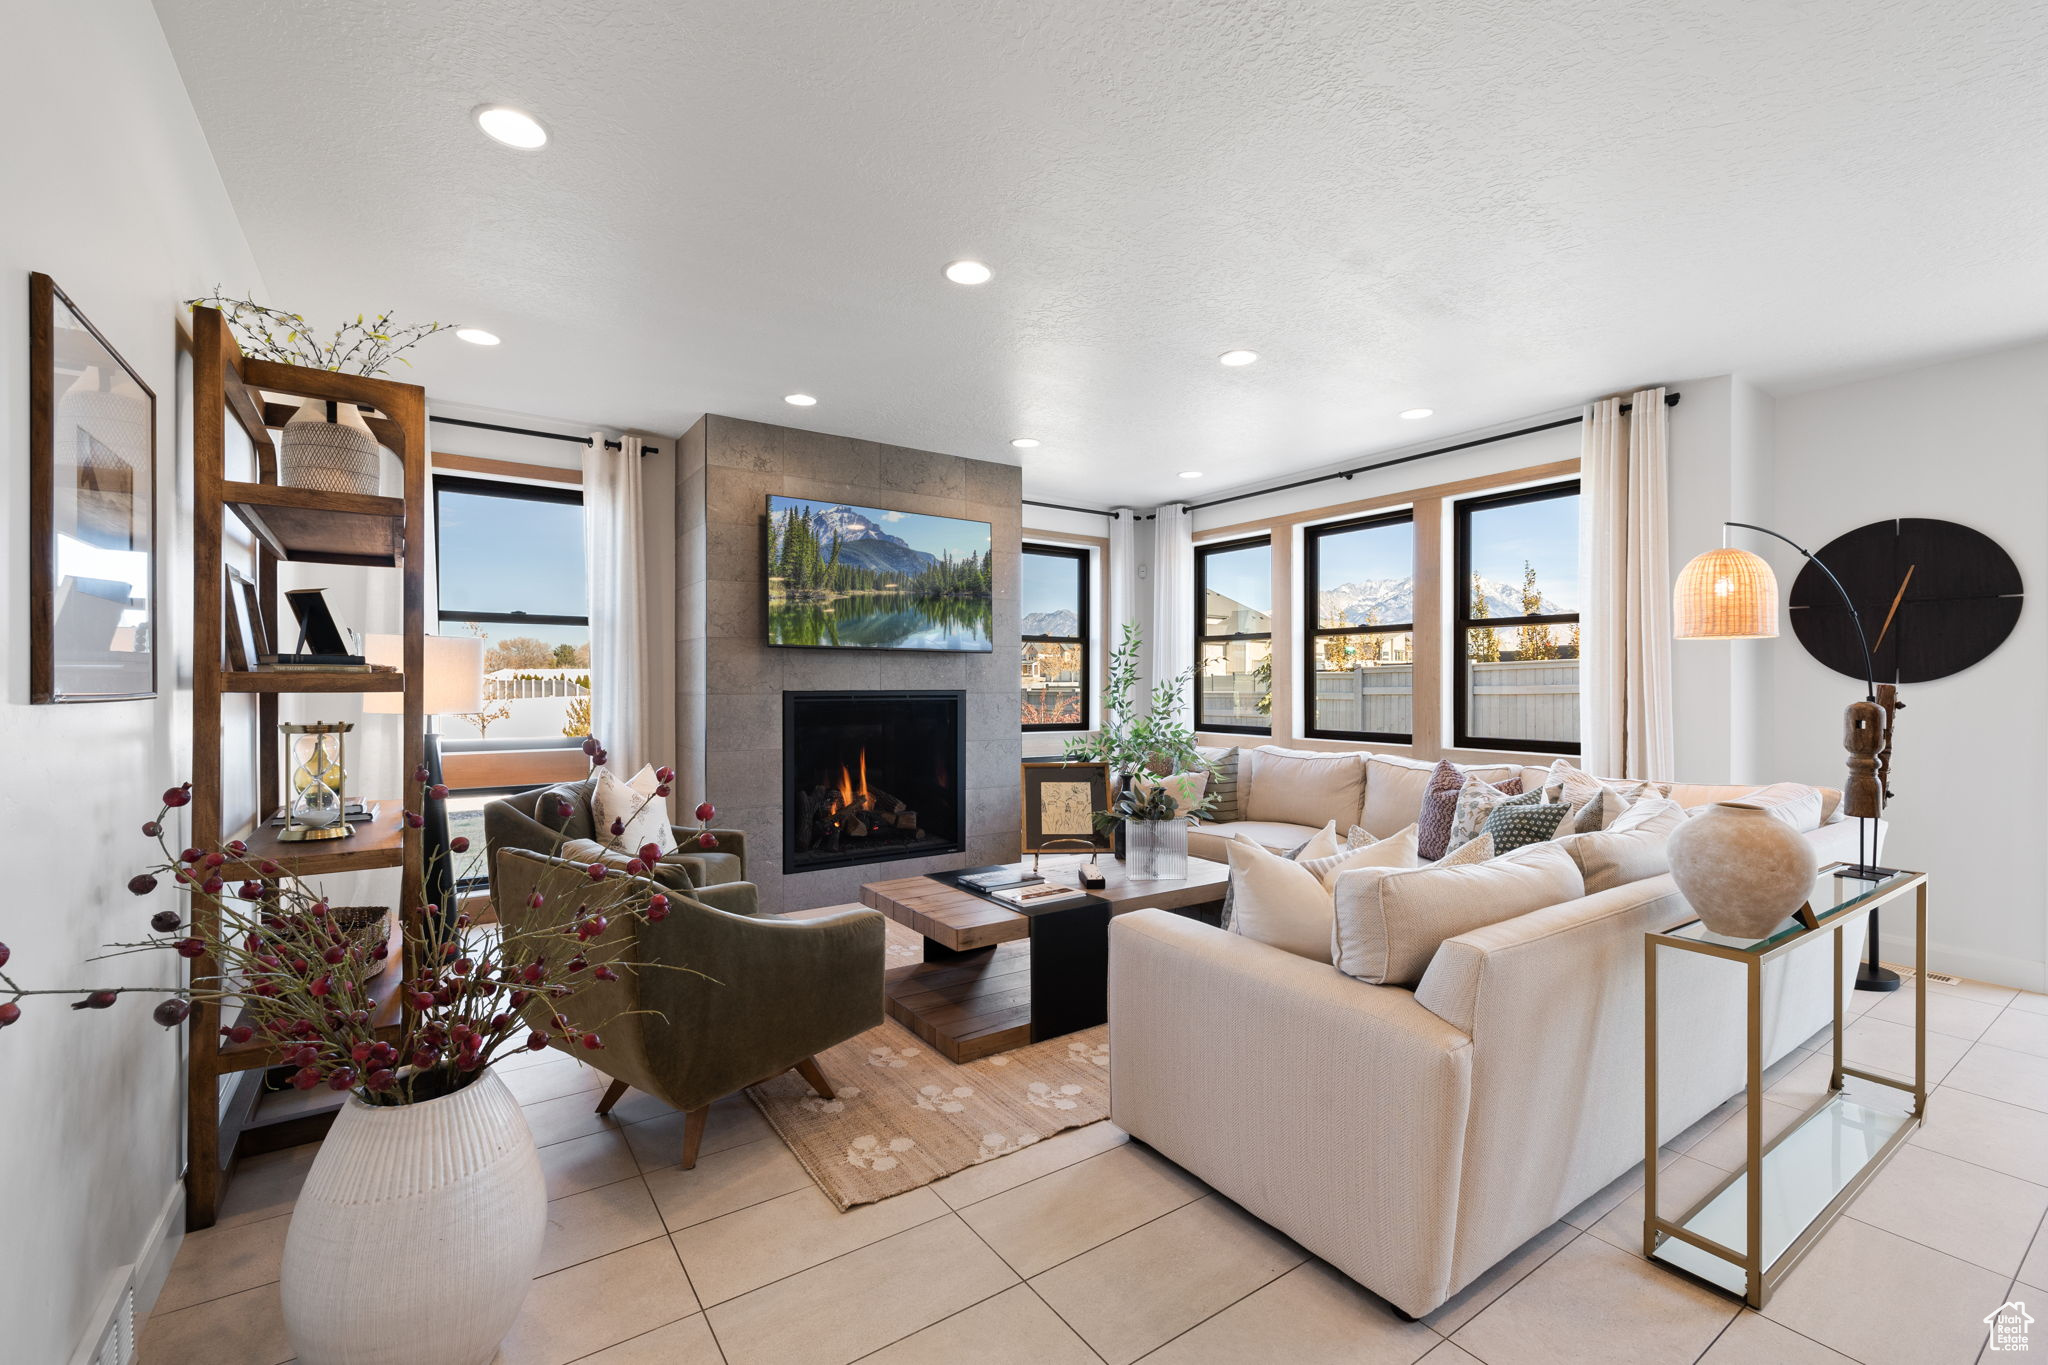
280,1068 -> 546,1365
1124,819 -> 1189,882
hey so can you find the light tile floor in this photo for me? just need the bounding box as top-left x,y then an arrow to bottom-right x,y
141,974 -> 2048,1365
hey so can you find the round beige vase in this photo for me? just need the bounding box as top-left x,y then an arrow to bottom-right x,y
280,1068 -> 545,1365
280,394 -> 381,495
1667,801 -> 1818,939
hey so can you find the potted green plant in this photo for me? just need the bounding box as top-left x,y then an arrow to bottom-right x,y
1062,623 -> 1211,863
1092,773 -> 1213,881
0,738 -> 707,1365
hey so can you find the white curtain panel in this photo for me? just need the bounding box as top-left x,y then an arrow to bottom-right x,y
1108,507 -> 1137,640
1578,390 -> 1676,779
584,433 -> 654,774
1151,503 -> 1196,727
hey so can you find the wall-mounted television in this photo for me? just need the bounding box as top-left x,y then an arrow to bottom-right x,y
764,495 -> 993,652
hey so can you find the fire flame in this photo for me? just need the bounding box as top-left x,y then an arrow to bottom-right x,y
833,749 -> 870,811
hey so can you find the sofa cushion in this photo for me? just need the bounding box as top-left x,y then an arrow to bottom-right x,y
1556,797 -> 1683,892
1440,832 -> 1495,865
1363,756 -> 1517,839
1729,782 -> 1825,832
1332,840 -> 1587,986
535,776 -> 599,841
1134,770 -> 1210,818
560,837 -> 697,893
1244,747 -> 1368,830
1196,746 -> 1243,822
1189,819 -> 1319,864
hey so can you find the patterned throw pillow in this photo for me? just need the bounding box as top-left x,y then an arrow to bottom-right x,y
1439,832 -> 1495,866
1571,785 -> 1633,834
1484,800 -> 1570,852
1447,777 -> 1530,854
1414,760 -> 1465,862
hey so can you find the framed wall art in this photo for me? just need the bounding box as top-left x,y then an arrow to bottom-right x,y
1020,760 -> 1112,854
30,272 -> 157,703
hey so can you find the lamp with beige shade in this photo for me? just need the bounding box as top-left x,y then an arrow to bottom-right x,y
364,633 -> 486,914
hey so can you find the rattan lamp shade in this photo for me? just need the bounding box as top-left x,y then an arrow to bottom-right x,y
1674,547 -> 1780,639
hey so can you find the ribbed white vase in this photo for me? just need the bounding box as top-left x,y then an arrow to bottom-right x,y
280,1069 -> 545,1365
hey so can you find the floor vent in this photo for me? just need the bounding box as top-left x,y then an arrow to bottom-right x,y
1925,971 -> 1962,985
72,1270 -> 135,1365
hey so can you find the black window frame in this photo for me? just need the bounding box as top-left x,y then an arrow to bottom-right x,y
1194,534 -> 1274,735
432,473 -> 589,633
1452,480 -> 1582,755
1020,542 -> 1091,733
1302,509 -> 1416,744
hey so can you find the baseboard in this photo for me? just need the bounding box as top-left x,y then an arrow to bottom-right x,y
68,1177 -> 188,1365
133,1179 -> 185,1324
1876,931 -> 2047,995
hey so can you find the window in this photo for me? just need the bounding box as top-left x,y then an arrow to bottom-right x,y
1021,544 -> 1089,730
1195,536 -> 1273,733
1304,511 -> 1415,742
1453,482 -> 1580,753
433,474 -> 592,743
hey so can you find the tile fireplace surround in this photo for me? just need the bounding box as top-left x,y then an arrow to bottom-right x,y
677,415 -> 1025,913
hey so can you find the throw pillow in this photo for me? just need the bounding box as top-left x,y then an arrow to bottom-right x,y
1557,797 -> 1684,892
1196,746 -> 1242,822
1725,782 -> 1825,832
1570,785 -> 1635,834
1332,840 -> 1586,985
1484,799 -> 1570,852
1222,818 -> 1339,931
1446,776 -> 1530,853
1438,832 -> 1494,866
1540,759 -> 1606,814
1360,756 -> 1517,839
1301,824 -> 1420,888
1225,835 -> 1342,962
591,764 -> 678,856
1243,748 -> 1368,830
1414,760 -> 1465,862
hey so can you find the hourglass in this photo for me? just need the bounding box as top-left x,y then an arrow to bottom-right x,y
277,721 -> 355,842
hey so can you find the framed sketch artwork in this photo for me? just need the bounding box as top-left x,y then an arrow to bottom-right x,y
1020,761 -> 1112,855
29,273 -> 157,703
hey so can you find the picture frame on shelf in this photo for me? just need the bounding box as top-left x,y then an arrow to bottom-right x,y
1021,760 -> 1112,854
223,565 -> 267,671
29,272 -> 158,703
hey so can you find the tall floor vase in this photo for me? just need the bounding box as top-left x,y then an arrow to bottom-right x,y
280,1069 -> 546,1365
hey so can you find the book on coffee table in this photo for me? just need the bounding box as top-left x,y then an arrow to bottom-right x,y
989,883 -> 1089,909
958,866 -> 1043,892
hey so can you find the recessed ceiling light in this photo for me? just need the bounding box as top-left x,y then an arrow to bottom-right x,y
1399,407 -> 1433,420
455,327 -> 500,346
474,105 -> 547,150
783,393 -> 818,407
1218,349 -> 1258,367
943,260 -> 993,285
1179,470 -> 1204,479
1010,438 -> 1040,449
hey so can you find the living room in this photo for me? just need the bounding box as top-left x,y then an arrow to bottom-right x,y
5,3 -> 2046,1364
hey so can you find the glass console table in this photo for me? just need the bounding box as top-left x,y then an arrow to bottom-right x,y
1644,863 -> 1928,1308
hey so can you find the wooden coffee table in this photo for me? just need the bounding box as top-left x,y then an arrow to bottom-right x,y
861,854 -> 1228,1062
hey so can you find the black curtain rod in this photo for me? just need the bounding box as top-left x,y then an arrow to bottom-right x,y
430,414 -> 659,455
1027,392 -> 1679,519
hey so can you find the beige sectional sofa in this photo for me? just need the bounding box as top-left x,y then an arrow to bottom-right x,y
1113,745 -> 1862,1317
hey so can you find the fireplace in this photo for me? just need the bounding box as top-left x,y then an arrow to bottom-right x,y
783,690 -> 966,873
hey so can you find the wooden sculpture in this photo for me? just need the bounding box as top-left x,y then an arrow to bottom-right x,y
1842,684 -> 1904,821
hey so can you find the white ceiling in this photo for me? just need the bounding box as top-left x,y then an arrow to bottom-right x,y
156,1 -> 2048,506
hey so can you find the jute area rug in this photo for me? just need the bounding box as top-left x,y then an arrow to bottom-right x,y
747,1018 -> 1111,1210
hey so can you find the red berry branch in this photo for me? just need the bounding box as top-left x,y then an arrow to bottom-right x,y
0,745 -> 724,1107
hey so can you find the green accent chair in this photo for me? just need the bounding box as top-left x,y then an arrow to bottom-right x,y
485,779 -> 885,1166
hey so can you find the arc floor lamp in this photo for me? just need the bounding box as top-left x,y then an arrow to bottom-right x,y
1673,522 -> 1903,992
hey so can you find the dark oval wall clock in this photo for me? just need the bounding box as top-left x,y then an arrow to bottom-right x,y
1790,518 -> 2023,683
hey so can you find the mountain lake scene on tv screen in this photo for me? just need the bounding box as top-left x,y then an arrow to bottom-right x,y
765,496 -> 993,651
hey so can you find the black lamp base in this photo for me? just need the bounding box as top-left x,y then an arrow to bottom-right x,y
1856,963 -> 1902,993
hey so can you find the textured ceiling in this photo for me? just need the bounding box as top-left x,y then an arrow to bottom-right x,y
155,0 -> 2048,505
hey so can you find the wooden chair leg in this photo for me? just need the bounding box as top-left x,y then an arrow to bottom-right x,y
793,1055 -> 834,1100
594,1078 -> 630,1116
680,1106 -> 709,1169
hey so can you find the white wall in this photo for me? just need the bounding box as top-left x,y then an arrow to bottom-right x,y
0,0 -> 266,1358
1765,343 -> 2048,992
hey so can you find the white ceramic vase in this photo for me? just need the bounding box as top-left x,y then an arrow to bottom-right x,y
280,394 -> 381,495
1667,801 -> 1818,939
280,1068 -> 546,1365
